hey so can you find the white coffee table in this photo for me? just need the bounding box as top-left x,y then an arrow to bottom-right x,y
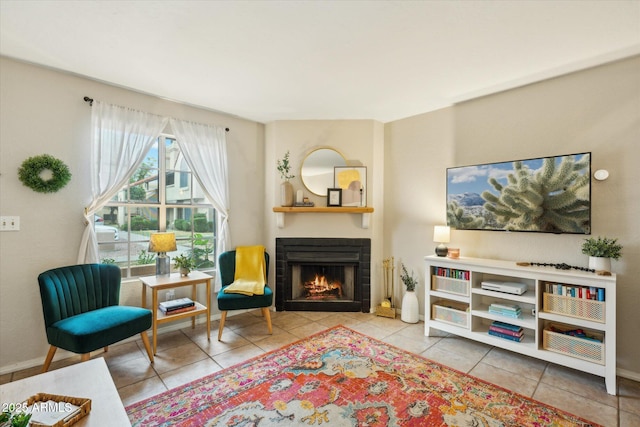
0,358 -> 130,426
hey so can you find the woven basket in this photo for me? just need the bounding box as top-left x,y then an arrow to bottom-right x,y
26,393 -> 91,427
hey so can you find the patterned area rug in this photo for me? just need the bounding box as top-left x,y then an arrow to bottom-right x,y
126,326 -> 599,426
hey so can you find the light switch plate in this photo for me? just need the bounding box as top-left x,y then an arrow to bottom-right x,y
0,216 -> 20,231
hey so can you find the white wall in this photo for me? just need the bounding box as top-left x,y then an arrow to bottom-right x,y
385,55 -> 640,377
384,107 -> 456,309
0,57 -> 266,372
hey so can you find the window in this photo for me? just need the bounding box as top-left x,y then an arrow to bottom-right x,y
95,136 -> 216,278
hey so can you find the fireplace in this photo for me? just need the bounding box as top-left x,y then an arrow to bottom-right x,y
276,238 -> 371,312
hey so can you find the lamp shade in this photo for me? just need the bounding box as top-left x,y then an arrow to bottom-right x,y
433,226 -> 450,244
149,232 -> 177,253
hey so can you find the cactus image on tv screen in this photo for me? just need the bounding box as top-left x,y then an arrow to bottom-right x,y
446,152 -> 591,234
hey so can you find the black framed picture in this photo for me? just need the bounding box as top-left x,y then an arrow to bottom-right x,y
327,188 -> 342,207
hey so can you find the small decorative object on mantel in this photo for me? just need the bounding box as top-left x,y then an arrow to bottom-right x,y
376,257 -> 396,318
277,150 -> 295,207
334,166 -> 367,207
18,154 -> 72,193
581,236 -> 622,273
174,254 -> 196,276
293,190 -> 315,206
400,262 -> 419,323
327,188 -> 342,207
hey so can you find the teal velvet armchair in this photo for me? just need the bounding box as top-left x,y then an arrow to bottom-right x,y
217,250 -> 273,340
38,264 -> 154,372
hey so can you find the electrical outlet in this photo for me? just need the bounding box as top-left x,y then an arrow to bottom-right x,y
0,216 -> 20,231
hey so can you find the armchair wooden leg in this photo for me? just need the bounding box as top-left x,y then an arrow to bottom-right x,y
218,311 -> 228,341
104,346 -> 109,353
140,332 -> 154,363
81,353 -> 90,362
42,346 -> 57,373
262,307 -> 273,334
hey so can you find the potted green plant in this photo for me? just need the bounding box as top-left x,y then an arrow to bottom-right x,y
581,236 -> 622,272
400,263 -> 419,323
277,150 -> 295,207
0,409 -> 31,427
174,254 -> 196,276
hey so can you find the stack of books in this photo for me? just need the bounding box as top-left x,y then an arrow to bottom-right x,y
488,302 -> 522,319
159,297 -> 196,315
545,283 -> 605,301
488,321 -> 524,342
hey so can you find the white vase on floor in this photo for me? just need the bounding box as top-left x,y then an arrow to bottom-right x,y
401,291 -> 419,323
588,256 -> 611,272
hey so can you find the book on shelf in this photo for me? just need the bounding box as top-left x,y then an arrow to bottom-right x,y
435,268 -> 469,280
489,303 -> 521,312
491,320 -> 522,332
159,303 -> 195,314
488,308 -> 522,318
545,283 -> 605,301
489,325 -> 523,337
160,305 -> 197,315
159,297 -> 195,312
488,329 -> 524,342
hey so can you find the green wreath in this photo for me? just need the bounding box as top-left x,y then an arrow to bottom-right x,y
18,154 -> 72,193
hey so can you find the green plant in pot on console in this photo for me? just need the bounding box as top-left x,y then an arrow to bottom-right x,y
174,254 -> 196,276
581,237 -> 622,259
581,236 -> 622,272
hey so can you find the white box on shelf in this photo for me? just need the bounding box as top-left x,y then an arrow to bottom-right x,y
481,280 -> 527,295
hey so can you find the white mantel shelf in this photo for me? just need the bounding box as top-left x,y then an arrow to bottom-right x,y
273,206 -> 374,228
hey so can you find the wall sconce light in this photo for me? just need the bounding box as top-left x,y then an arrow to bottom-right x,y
593,170 -> 609,181
433,225 -> 450,257
149,232 -> 177,276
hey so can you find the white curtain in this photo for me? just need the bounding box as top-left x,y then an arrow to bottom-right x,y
170,118 -> 230,289
77,102 -> 169,263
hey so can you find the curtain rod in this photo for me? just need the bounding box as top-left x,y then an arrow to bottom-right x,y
83,96 -> 230,132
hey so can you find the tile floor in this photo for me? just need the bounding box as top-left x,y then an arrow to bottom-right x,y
3,310 -> 639,427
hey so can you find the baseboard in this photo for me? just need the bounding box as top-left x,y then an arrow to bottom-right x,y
0,312 -> 224,376
617,367 -> 640,382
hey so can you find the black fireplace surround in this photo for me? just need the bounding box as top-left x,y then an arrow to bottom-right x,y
275,238 -> 371,312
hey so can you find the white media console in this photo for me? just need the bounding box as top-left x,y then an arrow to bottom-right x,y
424,255 -> 617,395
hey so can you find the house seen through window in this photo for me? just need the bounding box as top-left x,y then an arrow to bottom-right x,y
95,136 -> 216,278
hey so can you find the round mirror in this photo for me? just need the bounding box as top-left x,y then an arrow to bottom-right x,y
300,148 -> 347,196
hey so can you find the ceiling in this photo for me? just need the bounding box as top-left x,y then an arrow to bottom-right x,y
1,1 -> 639,124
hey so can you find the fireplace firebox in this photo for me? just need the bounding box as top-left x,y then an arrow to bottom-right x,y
276,238 -> 370,312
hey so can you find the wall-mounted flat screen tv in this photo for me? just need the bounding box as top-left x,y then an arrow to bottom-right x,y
447,152 -> 591,234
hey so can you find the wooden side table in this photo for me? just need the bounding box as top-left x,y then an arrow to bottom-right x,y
140,271 -> 212,355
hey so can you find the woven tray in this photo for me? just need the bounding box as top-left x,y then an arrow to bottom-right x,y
26,393 -> 91,427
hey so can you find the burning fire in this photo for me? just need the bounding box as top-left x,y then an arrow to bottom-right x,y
304,274 -> 343,298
